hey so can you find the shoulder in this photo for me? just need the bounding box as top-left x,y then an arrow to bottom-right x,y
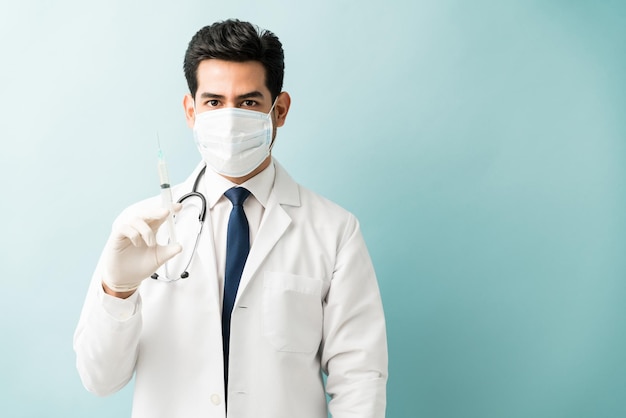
276,165 -> 360,240
297,184 -> 354,219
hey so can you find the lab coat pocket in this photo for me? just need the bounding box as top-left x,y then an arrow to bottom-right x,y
262,272 -> 323,353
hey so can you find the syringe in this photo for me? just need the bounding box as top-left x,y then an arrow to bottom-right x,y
157,135 -> 177,244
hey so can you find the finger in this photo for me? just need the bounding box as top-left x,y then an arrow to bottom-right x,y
173,202 -> 183,213
128,217 -> 157,247
143,207 -> 171,231
155,243 -> 183,266
115,218 -> 157,248
114,223 -> 143,247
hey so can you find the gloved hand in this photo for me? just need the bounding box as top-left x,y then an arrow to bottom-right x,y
102,203 -> 183,293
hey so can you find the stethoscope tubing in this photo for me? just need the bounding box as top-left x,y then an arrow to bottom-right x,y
151,165 -> 208,280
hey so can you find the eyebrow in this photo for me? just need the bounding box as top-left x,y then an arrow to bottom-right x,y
199,91 -> 266,100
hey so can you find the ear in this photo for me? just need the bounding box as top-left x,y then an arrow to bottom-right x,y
183,94 -> 195,129
273,91 -> 291,128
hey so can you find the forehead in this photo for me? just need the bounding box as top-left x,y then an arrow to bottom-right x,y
195,59 -> 269,97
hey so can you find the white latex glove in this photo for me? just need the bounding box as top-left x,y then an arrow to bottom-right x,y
102,203 -> 183,292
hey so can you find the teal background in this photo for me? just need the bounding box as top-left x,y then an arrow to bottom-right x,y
1,0 -> 625,417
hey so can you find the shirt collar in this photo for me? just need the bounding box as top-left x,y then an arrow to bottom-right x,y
201,160 -> 276,209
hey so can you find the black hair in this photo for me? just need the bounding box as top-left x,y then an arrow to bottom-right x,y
183,19 -> 284,101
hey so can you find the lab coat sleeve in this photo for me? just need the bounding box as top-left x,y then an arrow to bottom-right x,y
321,215 -> 388,418
73,255 -> 142,397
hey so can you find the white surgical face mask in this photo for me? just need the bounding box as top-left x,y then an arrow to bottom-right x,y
193,103 -> 275,177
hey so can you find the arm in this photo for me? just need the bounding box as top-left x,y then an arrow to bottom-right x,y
73,202 -> 181,396
73,257 -> 143,396
322,215 -> 388,418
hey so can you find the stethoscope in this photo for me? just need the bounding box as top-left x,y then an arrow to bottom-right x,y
151,165 -> 208,282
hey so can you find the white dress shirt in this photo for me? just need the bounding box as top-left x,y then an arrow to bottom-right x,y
199,161 -> 275,307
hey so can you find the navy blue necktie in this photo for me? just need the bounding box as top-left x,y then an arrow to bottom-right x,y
222,187 -> 251,389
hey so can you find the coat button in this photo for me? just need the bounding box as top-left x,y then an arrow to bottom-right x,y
210,394 -> 221,405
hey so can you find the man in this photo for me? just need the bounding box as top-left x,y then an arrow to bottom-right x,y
74,19 -> 387,418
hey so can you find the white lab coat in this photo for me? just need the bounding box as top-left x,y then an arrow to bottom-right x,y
74,160 -> 387,418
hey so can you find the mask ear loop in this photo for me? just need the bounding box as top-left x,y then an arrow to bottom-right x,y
268,98 -> 278,117
268,97 -> 279,151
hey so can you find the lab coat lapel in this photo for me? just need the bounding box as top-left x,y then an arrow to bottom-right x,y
235,161 -> 300,305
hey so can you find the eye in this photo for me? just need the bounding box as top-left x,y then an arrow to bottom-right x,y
241,100 -> 257,108
206,99 -> 219,107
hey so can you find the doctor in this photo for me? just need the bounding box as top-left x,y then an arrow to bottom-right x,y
74,19 -> 387,418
